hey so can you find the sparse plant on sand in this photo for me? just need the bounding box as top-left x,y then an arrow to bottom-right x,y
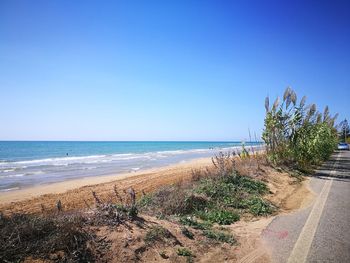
177,247 -> 195,262
179,216 -> 213,230
202,229 -> 236,245
144,225 -> 172,245
181,226 -> 194,239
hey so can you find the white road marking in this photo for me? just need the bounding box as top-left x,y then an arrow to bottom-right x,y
287,152 -> 341,263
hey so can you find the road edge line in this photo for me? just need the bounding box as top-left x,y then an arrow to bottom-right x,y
287,152 -> 340,263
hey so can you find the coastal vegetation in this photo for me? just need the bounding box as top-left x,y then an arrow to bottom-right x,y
262,87 -> 338,171
0,88 -> 340,262
138,151 -> 274,220
0,213 -> 96,262
0,150 -> 274,262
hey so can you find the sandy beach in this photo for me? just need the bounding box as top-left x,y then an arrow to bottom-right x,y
0,152 -> 315,263
0,157 -> 213,214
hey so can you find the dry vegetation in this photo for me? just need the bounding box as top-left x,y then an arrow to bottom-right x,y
1,88 -> 337,262
0,150 -> 310,262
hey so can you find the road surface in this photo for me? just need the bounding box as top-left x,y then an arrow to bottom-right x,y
262,150 -> 350,263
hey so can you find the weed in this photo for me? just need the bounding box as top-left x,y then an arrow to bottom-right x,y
181,226 -> 194,239
179,216 -> 212,230
230,175 -> 268,195
91,203 -> 138,225
177,247 -> 193,257
197,209 -> 240,225
137,194 -> 153,207
196,173 -> 269,211
142,186 -> 189,216
211,151 -> 237,177
0,213 -> 95,262
144,226 -> 171,245
203,229 -> 236,245
240,197 -> 275,216
177,247 -> 195,262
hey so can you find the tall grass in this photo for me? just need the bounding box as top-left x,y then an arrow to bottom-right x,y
262,87 -> 338,171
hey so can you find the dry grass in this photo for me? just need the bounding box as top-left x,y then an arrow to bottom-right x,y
0,152 -> 310,262
0,213 -> 95,262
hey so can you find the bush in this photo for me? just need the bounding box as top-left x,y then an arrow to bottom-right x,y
92,203 -> 138,225
197,209 -> 240,225
179,216 -> 212,230
177,247 -> 193,257
140,186 -> 209,216
0,213 -> 94,262
140,155 -> 272,228
196,173 -> 268,210
137,194 -> 153,207
263,87 -> 338,170
230,175 -> 268,195
202,230 -> 236,245
240,196 -> 274,216
196,176 -> 236,200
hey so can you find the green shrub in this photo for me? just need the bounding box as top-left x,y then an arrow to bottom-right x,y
230,175 -> 268,195
203,230 -> 236,245
137,194 -> 153,207
196,177 -> 235,200
196,174 -> 268,209
263,87 -> 338,170
179,216 -> 212,230
240,197 -> 274,216
177,247 -> 193,257
128,205 -> 138,218
197,209 -> 240,225
109,204 -> 138,220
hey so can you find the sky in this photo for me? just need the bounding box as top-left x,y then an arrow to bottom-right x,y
0,0 -> 349,141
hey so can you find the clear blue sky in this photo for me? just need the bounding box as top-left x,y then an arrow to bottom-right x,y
0,0 -> 349,141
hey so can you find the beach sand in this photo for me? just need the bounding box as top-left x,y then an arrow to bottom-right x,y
0,157 -> 213,214
0,154 -> 315,263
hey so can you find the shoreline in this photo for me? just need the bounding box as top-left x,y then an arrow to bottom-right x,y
0,144 -> 264,194
0,157 -> 212,205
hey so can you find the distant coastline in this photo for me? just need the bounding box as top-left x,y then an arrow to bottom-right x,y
0,141 -> 263,192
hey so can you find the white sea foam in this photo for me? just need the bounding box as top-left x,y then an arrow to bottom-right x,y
3,169 -> 16,173
0,173 -> 25,178
0,187 -> 20,192
0,145 -> 263,174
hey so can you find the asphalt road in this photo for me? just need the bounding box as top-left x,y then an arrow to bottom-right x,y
262,150 -> 350,263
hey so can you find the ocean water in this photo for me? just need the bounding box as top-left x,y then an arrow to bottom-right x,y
0,141 -> 262,191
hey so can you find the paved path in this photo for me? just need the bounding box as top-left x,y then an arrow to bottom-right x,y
262,150 -> 350,263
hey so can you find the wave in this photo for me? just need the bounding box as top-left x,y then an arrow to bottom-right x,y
0,173 -> 25,178
0,153 -> 138,168
0,187 -> 20,192
3,168 -> 16,173
0,145 -> 263,171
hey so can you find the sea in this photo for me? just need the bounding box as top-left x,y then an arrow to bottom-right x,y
0,141 -> 263,192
